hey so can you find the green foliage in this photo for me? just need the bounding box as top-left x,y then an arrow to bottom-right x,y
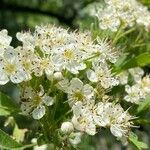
0,92 -> 20,116
137,96 -> 150,115
128,132 -> 148,150
0,129 -> 22,150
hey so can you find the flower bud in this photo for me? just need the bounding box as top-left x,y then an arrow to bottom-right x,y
61,122 -> 74,134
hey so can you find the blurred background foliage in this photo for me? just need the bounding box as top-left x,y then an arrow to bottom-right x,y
0,0 -> 150,150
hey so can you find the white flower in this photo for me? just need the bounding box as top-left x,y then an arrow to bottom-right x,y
0,29 -> 12,56
0,48 -> 26,84
124,75 -> 150,104
52,44 -> 86,74
72,102 -> 96,135
96,38 -> 120,63
20,86 -> 54,120
124,84 -> 142,104
65,78 -> 94,106
87,61 -> 119,89
61,122 -> 74,134
32,56 -> 55,78
98,6 -> 120,32
16,32 -> 35,52
93,102 -> 133,138
15,46 -> 36,81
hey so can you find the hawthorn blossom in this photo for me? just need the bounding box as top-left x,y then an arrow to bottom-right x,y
52,44 -> 86,74
72,102 -> 96,135
64,78 -> 94,106
0,48 -> 26,84
93,102 -> 133,138
124,75 -> 150,104
20,86 -> 54,119
87,61 -> 119,89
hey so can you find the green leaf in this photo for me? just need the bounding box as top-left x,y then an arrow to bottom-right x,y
114,53 -> 150,73
113,56 -> 137,73
136,96 -> 150,115
0,92 -> 20,116
0,129 -> 36,150
0,129 -> 22,150
128,132 -> 148,150
136,53 -> 150,67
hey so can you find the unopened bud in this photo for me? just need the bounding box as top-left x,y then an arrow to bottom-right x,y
54,72 -> 63,81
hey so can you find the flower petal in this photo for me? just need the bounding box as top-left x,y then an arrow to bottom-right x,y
43,95 -> 54,106
86,69 -> 98,82
0,70 -> 9,85
32,106 -> 45,120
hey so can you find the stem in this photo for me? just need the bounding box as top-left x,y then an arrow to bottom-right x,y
119,27 -> 136,39
113,27 -> 136,44
40,116 -> 51,143
83,52 -> 100,62
112,25 -> 123,44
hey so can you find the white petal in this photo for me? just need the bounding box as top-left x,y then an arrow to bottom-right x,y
43,95 -> 54,106
0,70 -> 9,85
83,84 -> 94,99
86,69 -> 98,82
110,124 -> 124,138
10,71 -> 25,83
45,68 -> 54,77
72,116 -> 83,131
3,48 -> 17,63
65,62 -> 79,74
72,102 -> 83,117
53,55 -> 63,66
86,123 -> 96,135
24,87 -> 34,98
32,106 -> 45,120
70,78 -> 83,91
20,102 -> 33,115
77,62 -> 86,70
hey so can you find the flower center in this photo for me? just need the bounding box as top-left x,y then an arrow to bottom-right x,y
23,60 -> 32,70
41,59 -> 50,68
4,63 -> 16,74
74,91 -> 84,101
64,49 -> 75,60
32,95 -> 42,106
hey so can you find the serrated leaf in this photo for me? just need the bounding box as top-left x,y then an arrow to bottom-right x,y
0,129 -> 22,150
0,92 -> 20,116
128,132 -> 148,150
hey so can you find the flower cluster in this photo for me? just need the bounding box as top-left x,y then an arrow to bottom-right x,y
124,74 -> 150,104
0,25 -> 136,145
93,0 -> 150,32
